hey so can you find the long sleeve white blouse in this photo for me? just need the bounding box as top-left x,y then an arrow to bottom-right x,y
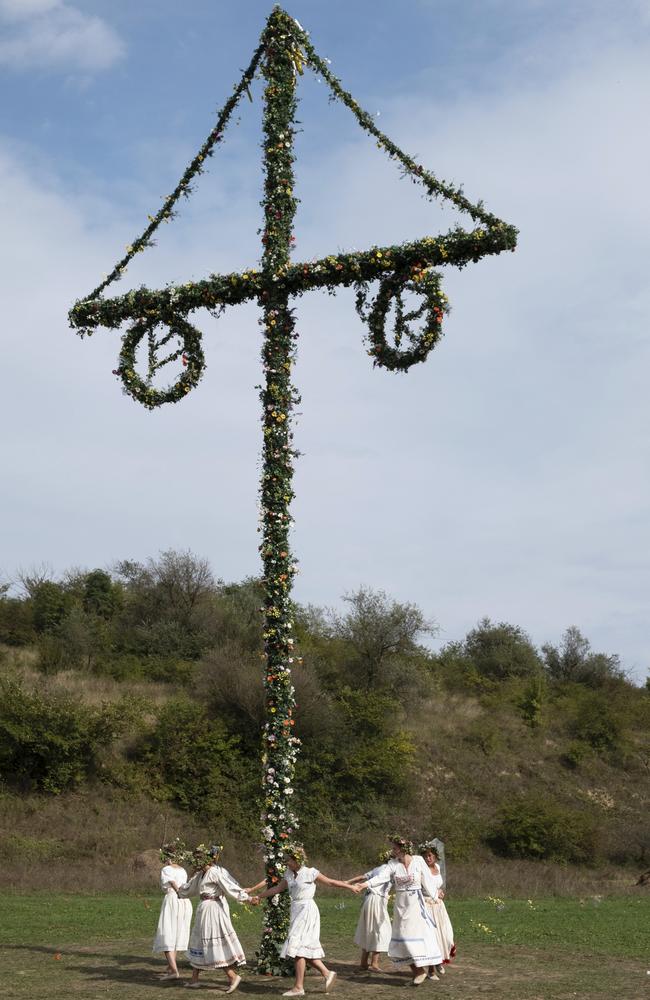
178,865 -> 250,903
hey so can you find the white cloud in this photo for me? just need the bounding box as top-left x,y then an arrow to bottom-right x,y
0,1 -> 124,72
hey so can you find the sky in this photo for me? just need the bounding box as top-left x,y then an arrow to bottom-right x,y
1,0 -> 649,682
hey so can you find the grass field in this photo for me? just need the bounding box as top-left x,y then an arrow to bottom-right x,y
0,893 -> 648,1000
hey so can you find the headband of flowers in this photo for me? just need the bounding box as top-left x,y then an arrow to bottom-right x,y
283,843 -> 307,866
189,843 -> 216,869
387,834 -> 414,853
376,849 -> 392,865
418,839 -> 440,856
159,837 -> 186,863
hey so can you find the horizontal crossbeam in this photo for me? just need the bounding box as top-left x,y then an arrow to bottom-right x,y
69,222 -> 516,333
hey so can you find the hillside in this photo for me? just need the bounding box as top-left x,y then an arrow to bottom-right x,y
0,554 -> 648,893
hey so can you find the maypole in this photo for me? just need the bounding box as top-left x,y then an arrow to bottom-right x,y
68,6 -> 517,970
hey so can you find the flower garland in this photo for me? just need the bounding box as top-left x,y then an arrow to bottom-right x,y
115,313 -> 206,409
255,11 -> 303,976
160,837 -> 187,864
68,4 -> 517,973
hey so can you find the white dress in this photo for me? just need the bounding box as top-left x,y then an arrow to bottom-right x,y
421,866 -> 454,963
366,857 -> 443,969
279,866 -> 324,960
153,865 -> 193,953
426,866 -> 455,963
179,865 -> 250,969
353,865 -> 391,953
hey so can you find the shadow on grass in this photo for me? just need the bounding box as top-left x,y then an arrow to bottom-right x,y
1,946 -> 413,994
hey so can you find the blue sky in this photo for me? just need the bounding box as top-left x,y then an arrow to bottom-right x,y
1,0 -> 649,681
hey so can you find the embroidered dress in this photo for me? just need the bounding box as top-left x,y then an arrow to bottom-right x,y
353,865 -> 391,953
179,865 -> 250,969
279,866 -> 325,960
153,864 -> 193,953
366,857 -> 443,969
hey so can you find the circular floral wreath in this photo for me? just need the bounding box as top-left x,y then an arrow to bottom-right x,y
355,267 -> 449,372
116,313 -> 206,410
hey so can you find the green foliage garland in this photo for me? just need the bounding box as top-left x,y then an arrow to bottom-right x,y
355,266 -> 449,371
69,4 -> 518,972
115,314 -> 206,409
256,10 -> 302,975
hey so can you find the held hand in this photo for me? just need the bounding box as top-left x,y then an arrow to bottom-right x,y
351,883 -> 364,893
438,889 -> 445,899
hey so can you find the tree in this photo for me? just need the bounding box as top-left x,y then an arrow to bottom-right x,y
114,550 -> 217,659
463,618 -> 541,681
31,581 -> 71,634
331,586 -> 436,690
83,569 -> 122,619
542,626 -> 625,687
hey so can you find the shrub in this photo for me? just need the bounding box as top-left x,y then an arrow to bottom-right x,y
0,677 -> 136,793
543,627 -> 625,687
487,796 -> 598,863
464,618 -> 542,681
569,692 -> 623,754
0,596 -> 35,645
132,698 -> 258,836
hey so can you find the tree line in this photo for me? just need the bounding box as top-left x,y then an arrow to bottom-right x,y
0,551 -> 647,866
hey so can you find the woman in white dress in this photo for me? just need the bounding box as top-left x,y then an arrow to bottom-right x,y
153,840 -> 193,980
359,835 -> 443,987
178,844 -> 254,994
419,842 -> 455,977
346,850 -> 392,972
254,844 -> 360,997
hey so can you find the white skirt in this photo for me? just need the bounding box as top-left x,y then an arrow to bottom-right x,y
389,890 -> 443,969
354,894 -> 391,952
428,897 -> 455,961
187,898 -> 246,969
280,900 -> 325,960
153,892 -> 193,953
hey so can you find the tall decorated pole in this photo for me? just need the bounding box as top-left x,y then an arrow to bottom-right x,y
256,10 -> 302,974
69,4 -> 517,972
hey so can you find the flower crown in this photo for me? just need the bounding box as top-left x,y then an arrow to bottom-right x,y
284,843 -> 307,866
387,833 -> 413,853
418,839 -> 440,857
189,843 -> 214,868
159,837 -> 186,863
376,849 -> 392,865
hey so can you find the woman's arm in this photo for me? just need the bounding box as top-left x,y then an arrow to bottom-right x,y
255,877 -> 288,899
345,874 -> 368,884
213,867 -> 252,903
316,873 -> 362,892
177,871 -> 203,898
244,878 -> 268,893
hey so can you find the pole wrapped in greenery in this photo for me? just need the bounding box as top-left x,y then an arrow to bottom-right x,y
256,8 -> 302,975
68,3 -> 517,971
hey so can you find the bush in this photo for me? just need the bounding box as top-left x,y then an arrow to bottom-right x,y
0,596 -> 35,645
543,627 -> 625,687
0,677 -> 136,793
464,618 -> 542,681
133,699 -> 258,836
487,796 -> 598,863
36,633 -> 76,674
569,692 -> 623,754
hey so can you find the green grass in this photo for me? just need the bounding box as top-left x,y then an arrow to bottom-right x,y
0,893 -> 648,999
